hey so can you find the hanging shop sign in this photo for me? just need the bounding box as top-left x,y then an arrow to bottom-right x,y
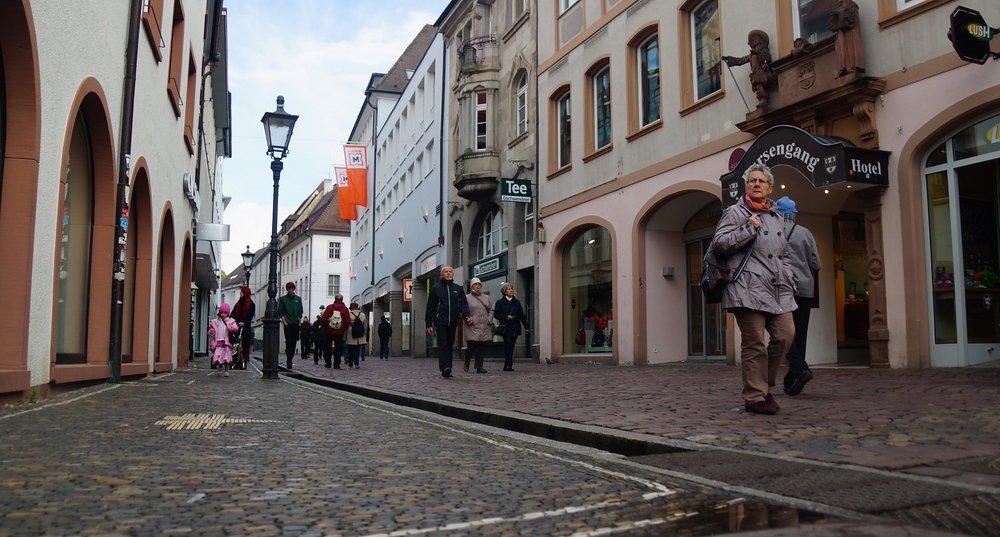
500,178 -> 532,203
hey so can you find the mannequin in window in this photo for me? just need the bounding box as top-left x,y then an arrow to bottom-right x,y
722,30 -> 774,110
830,0 -> 865,77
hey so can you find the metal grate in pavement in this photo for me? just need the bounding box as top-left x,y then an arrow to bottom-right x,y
887,493 -> 1000,537
940,456 -> 1000,477
631,451 -> 976,513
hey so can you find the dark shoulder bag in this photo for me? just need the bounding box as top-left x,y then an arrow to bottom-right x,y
700,234 -> 757,304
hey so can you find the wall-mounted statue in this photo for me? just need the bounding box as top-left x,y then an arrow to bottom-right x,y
830,0 -> 865,77
722,30 -> 775,110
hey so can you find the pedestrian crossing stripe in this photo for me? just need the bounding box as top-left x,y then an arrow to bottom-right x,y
155,413 -> 283,430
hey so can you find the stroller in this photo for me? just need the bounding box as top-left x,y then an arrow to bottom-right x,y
230,325 -> 247,370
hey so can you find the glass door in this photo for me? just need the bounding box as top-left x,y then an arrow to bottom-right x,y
687,238 -> 726,358
924,112 -> 1000,366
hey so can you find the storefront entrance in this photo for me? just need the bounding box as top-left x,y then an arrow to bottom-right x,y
924,113 -> 1000,367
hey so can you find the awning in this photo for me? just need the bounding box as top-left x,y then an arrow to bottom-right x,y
719,125 -> 890,207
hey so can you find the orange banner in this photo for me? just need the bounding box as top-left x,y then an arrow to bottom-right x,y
338,186 -> 357,221
343,144 -> 368,207
334,165 -> 354,204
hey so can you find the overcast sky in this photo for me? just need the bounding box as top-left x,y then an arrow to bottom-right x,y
220,0 -> 450,274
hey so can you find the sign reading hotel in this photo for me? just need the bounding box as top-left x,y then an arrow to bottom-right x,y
718,125 -> 891,207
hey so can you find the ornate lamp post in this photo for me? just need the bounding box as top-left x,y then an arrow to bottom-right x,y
260,96 -> 298,380
241,245 -> 254,287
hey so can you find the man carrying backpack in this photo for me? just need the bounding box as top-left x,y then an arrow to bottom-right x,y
320,295 -> 351,369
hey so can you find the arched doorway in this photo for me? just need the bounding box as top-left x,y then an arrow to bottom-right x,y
922,112 -> 1000,367
155,209 -> 176,371
178,235 -> 193,368
123,165 -> 153,370
684,200 -> 726,359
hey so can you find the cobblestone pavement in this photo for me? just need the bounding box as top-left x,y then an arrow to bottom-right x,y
283,354 -> 1000,480
0,366 -> 855,537
0,360 -> 974,537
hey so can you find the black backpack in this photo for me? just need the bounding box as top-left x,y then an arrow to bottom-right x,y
350,312 -> 365,339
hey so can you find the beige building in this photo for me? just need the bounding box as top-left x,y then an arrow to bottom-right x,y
0,0 -> 231,401
438,0 -> 539,360
535,0 -> 1000,369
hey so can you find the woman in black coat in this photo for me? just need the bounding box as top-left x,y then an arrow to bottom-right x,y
493,282 -> 529,371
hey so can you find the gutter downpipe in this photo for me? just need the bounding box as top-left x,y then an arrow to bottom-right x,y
439,39 -> 447,250
109,0 -> 143,384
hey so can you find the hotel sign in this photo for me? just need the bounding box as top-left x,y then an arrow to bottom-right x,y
719,125 -> 891,207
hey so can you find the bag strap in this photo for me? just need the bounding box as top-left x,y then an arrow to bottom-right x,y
788,222 -> 797,240
472,294 -> 492,314
705,233 -> 757,283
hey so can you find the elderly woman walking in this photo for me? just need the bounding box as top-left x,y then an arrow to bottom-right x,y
709,163 -> 796,415
464,277 -> 492,373
494,282 -> 530,372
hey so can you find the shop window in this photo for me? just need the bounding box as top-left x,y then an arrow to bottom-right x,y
924,113 -> 1000,350
57,111 -> 94,363
563,226 -> 613,354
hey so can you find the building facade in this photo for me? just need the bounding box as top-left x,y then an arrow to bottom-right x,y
437,0 -> 539,360
0,0 -> 231,401
535,0 -> 1000,369
279,181 -> 352,347
349,26 -> 446,358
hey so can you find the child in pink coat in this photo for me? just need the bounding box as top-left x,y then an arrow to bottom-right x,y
209,303 -> 240,376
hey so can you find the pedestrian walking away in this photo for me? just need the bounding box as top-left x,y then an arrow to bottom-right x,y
300,318 -> 313,361
465,277 -> 492,373
345,302 -> 367,369
377,314 -> 392,360
208,303 -> 239,377
494,282 -> 529,372
230,286 -> 255,370
775,196 -> 821,397
425,265 -> 471,378
277,282 -> 303,369
320,296 -> 351,369
311,308 -> 328,365
709,163 -> 796,415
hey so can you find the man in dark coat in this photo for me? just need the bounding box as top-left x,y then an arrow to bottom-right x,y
424,266 -> 471,378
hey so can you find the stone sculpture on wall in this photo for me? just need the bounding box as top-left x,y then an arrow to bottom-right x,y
722,30 -> 775,110
830,0 -> 865,77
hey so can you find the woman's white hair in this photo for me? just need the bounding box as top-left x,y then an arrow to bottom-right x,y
742,163 -> 773,185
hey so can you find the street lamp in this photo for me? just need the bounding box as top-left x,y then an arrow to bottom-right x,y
260,96 -> 298,380
241,245 -> 254,287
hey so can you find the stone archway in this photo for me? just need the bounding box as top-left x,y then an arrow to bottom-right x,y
121,164 -> 154,376
0,0 -> 39,397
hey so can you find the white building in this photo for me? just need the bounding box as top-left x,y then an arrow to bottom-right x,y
349,26 -> 445,358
